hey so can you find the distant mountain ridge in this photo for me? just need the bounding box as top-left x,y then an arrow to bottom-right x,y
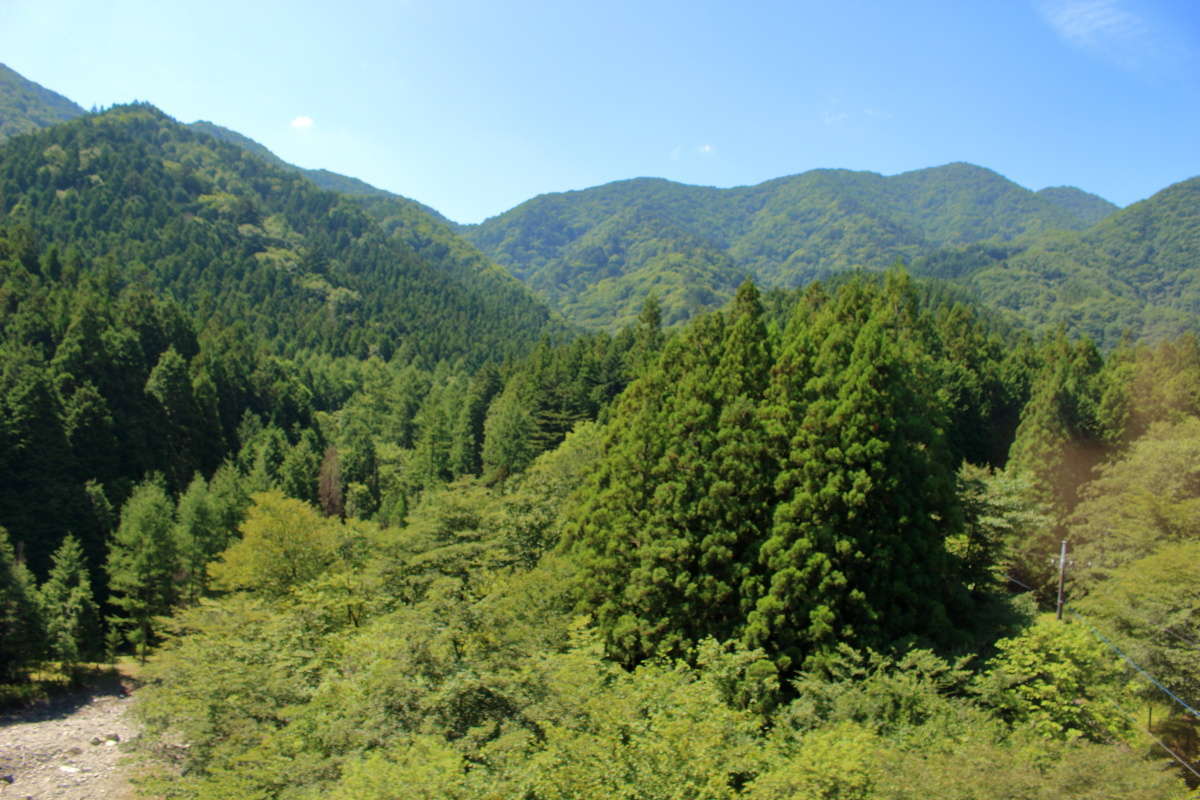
6,62 -> 1197,348
461,163 -> 1122,329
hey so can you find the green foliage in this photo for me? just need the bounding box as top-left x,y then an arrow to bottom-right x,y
37,534 -> 99,665
751,276 -> 967,670
1069,417 -> 1200,577
481,380 -> 538,480
209,491 -> 343,598
465,164 -> 1109,331
0,525 -> 42,679
106,477 -> 177,658
1075,542 -> 1200,711
0,64 -> 84,143
0,103 -> 558,365
975,615 -> 1137,743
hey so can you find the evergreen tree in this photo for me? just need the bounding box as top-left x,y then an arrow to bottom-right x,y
279,430 -> 321,504
106,477 -> 178,659
173,474 -> 228,605
705,281 -> 775,632
628,293 -> 664,373
449,364 -> 501,477
0,526 -> 42,679
481,381 -> 538,481
572,285 -> 776,663
38,534 -> 100,665
747,277 -> 966,671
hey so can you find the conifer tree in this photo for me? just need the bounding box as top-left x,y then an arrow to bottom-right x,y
481,381 -> 538,481
1007,331 -> 1106,524
173,474 -> 227,605
449,364 -> 501,477
0,526 -> 42,679
705,281 -> 775,632
746,277 -> 965,671
106,477 -> 178,659
279,430 -> 321,504
38,534 -> 100,665
572,286 -> 776,663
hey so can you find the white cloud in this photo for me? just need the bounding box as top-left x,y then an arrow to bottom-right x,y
1036,0 -> 1151,65
290,116 -> 315,129
821,111 -> 850,126
669,145 -> 682,161
696,143 -> 716,156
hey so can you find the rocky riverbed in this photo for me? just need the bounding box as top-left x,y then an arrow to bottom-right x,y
0,673 -> 139,800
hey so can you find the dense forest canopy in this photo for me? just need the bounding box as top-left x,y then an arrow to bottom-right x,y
2,64 -> 1199,799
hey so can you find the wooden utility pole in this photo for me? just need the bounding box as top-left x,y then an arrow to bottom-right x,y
1056,539 -> 1067,621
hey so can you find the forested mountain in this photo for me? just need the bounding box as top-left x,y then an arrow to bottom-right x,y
0,101 -> 573,590
188,120 -> 442,212
1035,185 -> 1119,227
463,164 -> 1117,329
931,177 -> 1200,346
1,63 -> 1198,799
0,103 -> 558,362
0,63 -> 85,143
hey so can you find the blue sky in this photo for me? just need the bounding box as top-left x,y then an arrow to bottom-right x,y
2,0 -> 1197,222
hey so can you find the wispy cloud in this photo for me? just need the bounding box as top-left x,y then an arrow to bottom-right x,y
290,116 -> 315,129
669,143 -> 717,161
1036,0 -> 1153,67
821,111 -> 850,126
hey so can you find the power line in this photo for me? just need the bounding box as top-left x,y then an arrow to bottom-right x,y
1067,609 -> 1200,722
1008,571 -> 1200,717
1006,571 -> 1200,783
1005,573 -> 1036,593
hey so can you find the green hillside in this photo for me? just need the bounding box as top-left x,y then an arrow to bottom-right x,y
1035,186 -> 1119,227
464,164 -> 1115,329
962,176 -> 1200,345
0,104 -> 558,363
0,63 -> 85,143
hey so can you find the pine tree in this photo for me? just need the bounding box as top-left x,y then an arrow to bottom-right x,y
106,477 -> 178,660
0,526 -> 42,679
449,364 -> 501,477
38,534 -> 100,665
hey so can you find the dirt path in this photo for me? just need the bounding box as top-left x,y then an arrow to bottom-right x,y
0,673 -> 140,800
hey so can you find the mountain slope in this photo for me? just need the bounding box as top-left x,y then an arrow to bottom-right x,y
0,103 -> 559,364
185,120 -> 546,329
963,176 -> 1200,345
464,164 -> 1114,329
1035,186 -> 1119,227
0,63 -> 85,142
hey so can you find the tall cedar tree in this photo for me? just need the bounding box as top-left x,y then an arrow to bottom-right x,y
571,282 -> 774,663
747,274 -> 968,671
